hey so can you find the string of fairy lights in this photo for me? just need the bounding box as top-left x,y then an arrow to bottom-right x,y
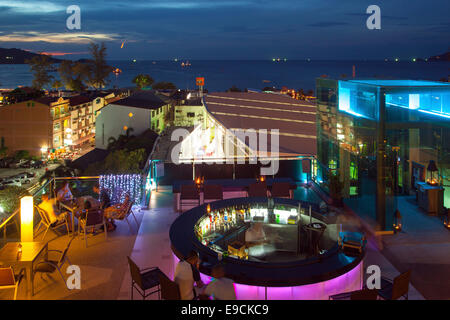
99,174 -> 143,204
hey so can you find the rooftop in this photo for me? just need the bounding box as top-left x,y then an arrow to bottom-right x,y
204,92 -> 317,156
345,79 -> 450,87
112,91 -> 166,110
69,95 -> 92,107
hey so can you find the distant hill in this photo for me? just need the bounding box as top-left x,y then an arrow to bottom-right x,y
428,51 -> 450,62
0,48 -> 63,64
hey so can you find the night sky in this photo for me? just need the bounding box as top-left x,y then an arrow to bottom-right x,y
0,0 -> 448,60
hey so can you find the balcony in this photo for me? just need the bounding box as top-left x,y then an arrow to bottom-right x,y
0,176 -> 147,300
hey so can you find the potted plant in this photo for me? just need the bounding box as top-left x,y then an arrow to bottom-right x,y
328,172 -> 344,207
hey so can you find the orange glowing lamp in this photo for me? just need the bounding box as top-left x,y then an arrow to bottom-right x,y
20,196 -> 34,242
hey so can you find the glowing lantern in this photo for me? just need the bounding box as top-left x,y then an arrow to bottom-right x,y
393,209 -> 402,233
20,196 -> 34,242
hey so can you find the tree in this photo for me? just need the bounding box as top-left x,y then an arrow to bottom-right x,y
152,82 -> 177,90
4,87 -> 44,104
0,146 -> 7,158
85,148 -> 146,175
26,54 -> 54,90
14,150 -> 30,160
0,186 -> 30,219
86,42 -> 113,89
52,80 -> 63,91
107,127 -> 135,151
58,60 -> 90,91
132,74 -> 154,89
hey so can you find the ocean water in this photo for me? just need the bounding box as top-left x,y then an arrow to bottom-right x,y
0,60 -> 448,92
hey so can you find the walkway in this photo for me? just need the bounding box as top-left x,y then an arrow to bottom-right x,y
381,196 -> 450,299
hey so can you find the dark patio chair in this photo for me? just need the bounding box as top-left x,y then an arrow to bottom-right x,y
78,209 -> 107,248
33,238 -> 74,288
0,267 -> 25,300
34,205 -> 69,240
329,288 -> 378,300
127,256 -> 162,300
203,185 -> 223,204
180,185 -> 200,212
158,271 -> 181,300
248,181 -> 268,197
378,270 -> 411,300
270,182 -> 292,198
350,288 -> 378,300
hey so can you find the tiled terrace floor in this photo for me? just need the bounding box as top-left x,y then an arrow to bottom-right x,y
381,196 -> 450,299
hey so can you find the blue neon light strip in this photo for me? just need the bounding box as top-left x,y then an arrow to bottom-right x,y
386,102 -> 450,119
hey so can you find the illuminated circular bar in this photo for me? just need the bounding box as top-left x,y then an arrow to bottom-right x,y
170,197 -> 365,300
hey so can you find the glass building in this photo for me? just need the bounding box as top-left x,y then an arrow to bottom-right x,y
315,79 -> 450,231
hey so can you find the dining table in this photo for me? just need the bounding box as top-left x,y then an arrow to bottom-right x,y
0,241 -> 48,298
59,199 -> 79,237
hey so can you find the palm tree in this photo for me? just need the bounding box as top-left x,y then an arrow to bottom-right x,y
107,127 -> 135,151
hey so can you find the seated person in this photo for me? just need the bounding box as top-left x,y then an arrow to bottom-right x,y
103,193 -> 131,231
39,194 -> 72,230
93,183 -> 111,209
56,182 -> 73,202
201,263 -> 236,300
245,222 -> 266,246
81,184 -> 111,210
174,250 -> 205,300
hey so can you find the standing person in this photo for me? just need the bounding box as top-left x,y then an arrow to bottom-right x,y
245,222 -> 268,258
174,250 -> 205,300
202,263 -> 236,300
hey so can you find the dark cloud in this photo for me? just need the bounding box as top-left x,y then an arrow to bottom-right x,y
0,0 -> 448,59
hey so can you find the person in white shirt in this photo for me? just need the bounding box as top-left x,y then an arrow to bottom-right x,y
174,251 -> 204,300
245,222 -> 268,258
202,264 -> 236,300
245,222 -> 266,244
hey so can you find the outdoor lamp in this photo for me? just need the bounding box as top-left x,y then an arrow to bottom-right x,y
207,203 -> 211,214
444,209 -> 450,230
20,196 -> 34,242
259,175 -> 266,182
393,209 -> 402,233
426,160 -> 439,186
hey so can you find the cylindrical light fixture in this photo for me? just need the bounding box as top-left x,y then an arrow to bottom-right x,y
20,196 -> 34,242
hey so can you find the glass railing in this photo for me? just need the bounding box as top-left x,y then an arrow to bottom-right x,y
0,176 -> 99,246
